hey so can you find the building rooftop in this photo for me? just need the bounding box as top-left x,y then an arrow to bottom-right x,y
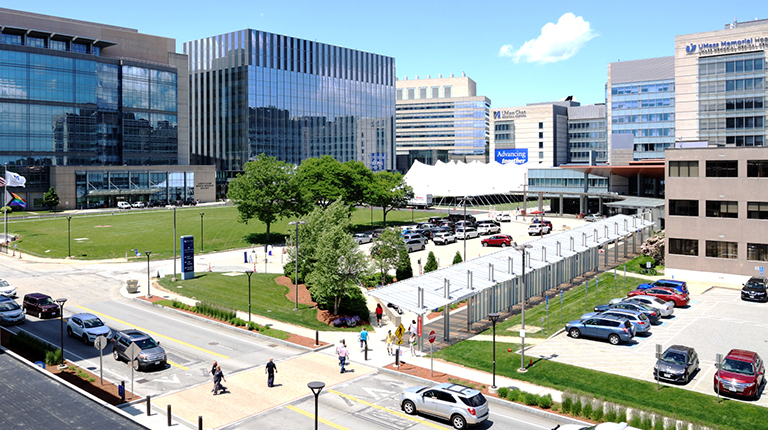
609,56 -> 674,84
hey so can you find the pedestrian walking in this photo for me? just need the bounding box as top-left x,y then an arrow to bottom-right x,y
336,339 -> 346,366
359,327 -> 368,352
265,358 -> 277,387
375,303 -> 383,328
385,330 -> 395,356
213,365 -> 227,395
408,320 -> 417,336
338,343 -> 350,373
409,333 -> 418,357
208,360 -> 218,392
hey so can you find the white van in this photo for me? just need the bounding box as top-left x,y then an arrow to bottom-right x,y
117,201 -> 132,209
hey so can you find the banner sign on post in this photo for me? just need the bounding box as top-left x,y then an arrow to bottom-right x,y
181,235 -> 194,280
417,316 -> 422,337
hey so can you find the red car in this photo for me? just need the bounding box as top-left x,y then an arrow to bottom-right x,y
627,286 -> 689,307
481,234 -> 513,247
714,349 -> 765,400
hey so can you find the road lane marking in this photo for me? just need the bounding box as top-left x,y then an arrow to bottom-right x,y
286,405 -> 350,430
489,410 -> 557,429
328,389 -> 446,429
75,305 -> 229,360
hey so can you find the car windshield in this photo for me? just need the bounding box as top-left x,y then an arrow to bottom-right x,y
134,338 -> 159,349
38,297 -> 55,306
650,297 -> 667,305
661,351 -> 687,365
722,358 -> 755,375
459,393 -> 486,407
83,318 -> 105,329
745,280 -> 766,290
0,280 -> 9,287
0,302 -> 19,311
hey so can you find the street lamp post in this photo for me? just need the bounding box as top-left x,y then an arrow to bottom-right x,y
515,243 -> 532,373
67,216 -> 72,258
145,251 -> 152,299
245,270 -> 254,322
55,298 -> 67,367
173,207 -> 177,281
462,196 -> 473,262
199,212 -> 205,252
488,312 -> 501,389
308,381 -> 325,430
288,220 -> 306,311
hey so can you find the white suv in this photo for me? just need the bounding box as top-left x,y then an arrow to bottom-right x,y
433,231 -> 456,245
117,201 -> 131,209
455,227 -> 479,240
476,221 -> 501,235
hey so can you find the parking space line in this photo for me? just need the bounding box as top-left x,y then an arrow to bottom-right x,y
285,405 -> 350,430
166,360 -> 189,370
328,389 -> 446,429
75,305 -> 229,360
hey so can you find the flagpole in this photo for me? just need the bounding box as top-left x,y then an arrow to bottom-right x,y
3,163 -> 7,254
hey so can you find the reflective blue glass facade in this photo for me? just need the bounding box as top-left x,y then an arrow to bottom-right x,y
184,30 -> 395,175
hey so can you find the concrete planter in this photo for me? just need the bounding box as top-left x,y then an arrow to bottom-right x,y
126,280 -> 139,294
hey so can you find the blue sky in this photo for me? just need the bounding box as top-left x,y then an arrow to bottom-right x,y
19,1 -> 766,107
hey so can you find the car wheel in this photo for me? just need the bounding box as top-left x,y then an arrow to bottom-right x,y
133,359 -> 140,371
682,372 -> 689,385
421,245 -> 425,251
113,349 -> 120,361
451,414 -> 467,430
501,243 -> 507,248
402,400 -> 416,415
482,242 -> 488,247
82,334 -> 89,345
569,328 -> 581,338
37,310 -> 42,318
66,326 -> 73,338
608,334 -> 621,345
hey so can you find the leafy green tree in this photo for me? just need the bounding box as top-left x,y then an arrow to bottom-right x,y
424,251 -> 438,273
295,156 -> 346,210
0,206 -> 11,214
395,246 -> 413,281
452,251 -> 463,265
341,160 -> 374,210
42,187 -> 60,211
227,154 -> 302,242
371,228 -> 403,286
367,171 -> 413,226
307,223 -> 369,315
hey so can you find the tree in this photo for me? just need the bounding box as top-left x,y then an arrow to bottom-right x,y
641,230 -> 665,264
227,154 -> 302,242
42,187 -> 60,211
368,171 -> 413,226
371,228 -> 403,286
424,251 -> 438,273
395,246 -> 413,281
295,156 -> 346,210
452,251 -> 463,265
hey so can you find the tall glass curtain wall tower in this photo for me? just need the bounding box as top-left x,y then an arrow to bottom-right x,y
184,30 -> 396,175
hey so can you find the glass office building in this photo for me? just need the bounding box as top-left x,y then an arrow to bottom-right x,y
567,104 -> 607,163
184,30 -> 396,177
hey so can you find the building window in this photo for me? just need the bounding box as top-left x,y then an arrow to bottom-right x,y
747,202 -> 768,219
538,122 -> 543,129
747,243 -> 768,261
669,200 -> 699,216
539,151 -> 544,159
705,240 -> 738,259
705,160 -> 737,177
396,89 -> 402,101
539,132 -> 544,138
50,40 -> 66,51
443,86 -> 451,98
407,88 -> 415,100
538,142 -> 544,148
706,201 -> 738,218
432,87 -> 439,98
669,238 -> 698,256
2,34 -> 22,45
27,37 -> 45,48
747,160 -> 768,177
669,161 -> 699,177
419,87 -> 427,99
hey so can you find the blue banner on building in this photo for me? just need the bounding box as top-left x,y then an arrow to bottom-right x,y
181,235 -> 194,280
494,148 -> 528,165
370,153 -> 387,172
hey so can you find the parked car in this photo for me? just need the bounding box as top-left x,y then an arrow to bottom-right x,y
481,234 -> 513,248
627,286 -> 689,307
714,349 -> 765,400
131,201 -> 145,208
476,222 -> 501,235
528,223 -> 551,236
495,213 -> 512,222
113,329 -> 167,371
439,222 -> 456,232
433,231 -> 457,245
117,201 -> 132,209
553,423 -> 641,430
418,223 -> 437,230
637,279 -> 688,295
582,309 -> 651,335
428,216 -> 444,224
594,301 -> 661,324
402,233 -> 428,245
353,233 -> 372,245
0,278 -> 17,298
0,296 -> 24,326
531,219 -> 553,228
414,228 -> 435,240
371,228 -> 384,238
67,313 -> 112,344
22,293 -> 60,319
455,220 -> 476,229
455,227 -> 479,240
565,314 -> 635,345
654,345 -> 699,384
400,383 -> 489,429
405,239 -> 426,253
741,276 -> 768,302
447,213 -> 476,224
613,296 -> 675,317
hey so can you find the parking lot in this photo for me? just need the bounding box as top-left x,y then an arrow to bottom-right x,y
526,286 -> 768,405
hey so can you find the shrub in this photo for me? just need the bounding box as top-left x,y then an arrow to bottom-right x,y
523,392 -> 539,406
561,395 -> 572,414
247,321 -> 257,331
538,394 -> 553,409
582,401 -> 593,421
664,420 -> 676,430
641,414 -> 653,430
507,389 -> 521,402
452,251 -> 463,265
424,251 -> 438,272
604,404 -> 618,423
497,387 -> 509,398
629,412 -> 642,428
592,401 -> 604,422
618,407 -> 627,423
654,415 -> 665,430
45,349 -> 62,366
88,377 -> 96,383
571,399 -> 582,417
10,330 -> 57,362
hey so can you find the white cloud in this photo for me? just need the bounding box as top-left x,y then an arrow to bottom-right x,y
500,13 -> 597,64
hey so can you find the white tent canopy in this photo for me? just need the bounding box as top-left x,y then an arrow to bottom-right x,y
403,160 -> 529,197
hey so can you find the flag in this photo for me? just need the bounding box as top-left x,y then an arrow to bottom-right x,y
4,190 -> 26,209
0,176 -> 4,187
5,171 -> 25,187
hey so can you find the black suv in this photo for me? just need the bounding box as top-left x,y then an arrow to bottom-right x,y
446,213 -> 476,224
742,276 -> 768,302
112,329 -> 167,371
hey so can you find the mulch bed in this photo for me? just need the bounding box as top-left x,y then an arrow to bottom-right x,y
48,362 -> 137,405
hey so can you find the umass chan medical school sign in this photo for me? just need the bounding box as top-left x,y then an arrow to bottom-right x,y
685,36 -> 768,56
493,109 -> 527,119
495,148 -> 528,165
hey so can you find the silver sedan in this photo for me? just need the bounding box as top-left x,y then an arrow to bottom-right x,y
353,233 -> 372,245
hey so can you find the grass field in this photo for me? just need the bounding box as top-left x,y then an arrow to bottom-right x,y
6,205 -> 433,260
436,341 -> 768,430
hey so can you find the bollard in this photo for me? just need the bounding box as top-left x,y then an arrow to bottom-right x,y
167,405 -> 172,427
365,346 -> 368,361
395,348 -> 400,366
315,330 -> 319,346
119,381 -> 126,401
198,416 -> 203,430
147,395 -> 151,416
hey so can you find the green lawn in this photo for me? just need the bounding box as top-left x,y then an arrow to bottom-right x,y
7,205 -> 428,260
157,272 -> 370,332
488,272 -> 651,339
621,255 -> 665,275
435,341 -> 768,430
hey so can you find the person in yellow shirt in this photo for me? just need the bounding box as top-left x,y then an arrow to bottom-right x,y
385,330 -> 396,356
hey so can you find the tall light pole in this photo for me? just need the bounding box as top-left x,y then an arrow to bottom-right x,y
199,212 -> 205,252
308,381 -> 325,430
288,220 -> 306,311
245,270 -> 254,322
515,243 -> 532,373
173,207 -> 177,281
66,216 -> 72,258
488,312 -> 501,389
462,196 -> 473,262
145,251 -> 152,299
55,298 -> 67,366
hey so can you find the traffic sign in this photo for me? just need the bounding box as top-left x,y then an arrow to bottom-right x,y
396,338 -> 404,345
395,324 -> 405,339
94,335 -> 108,351
428,330 -> 436,344
126,343 -> 141,361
